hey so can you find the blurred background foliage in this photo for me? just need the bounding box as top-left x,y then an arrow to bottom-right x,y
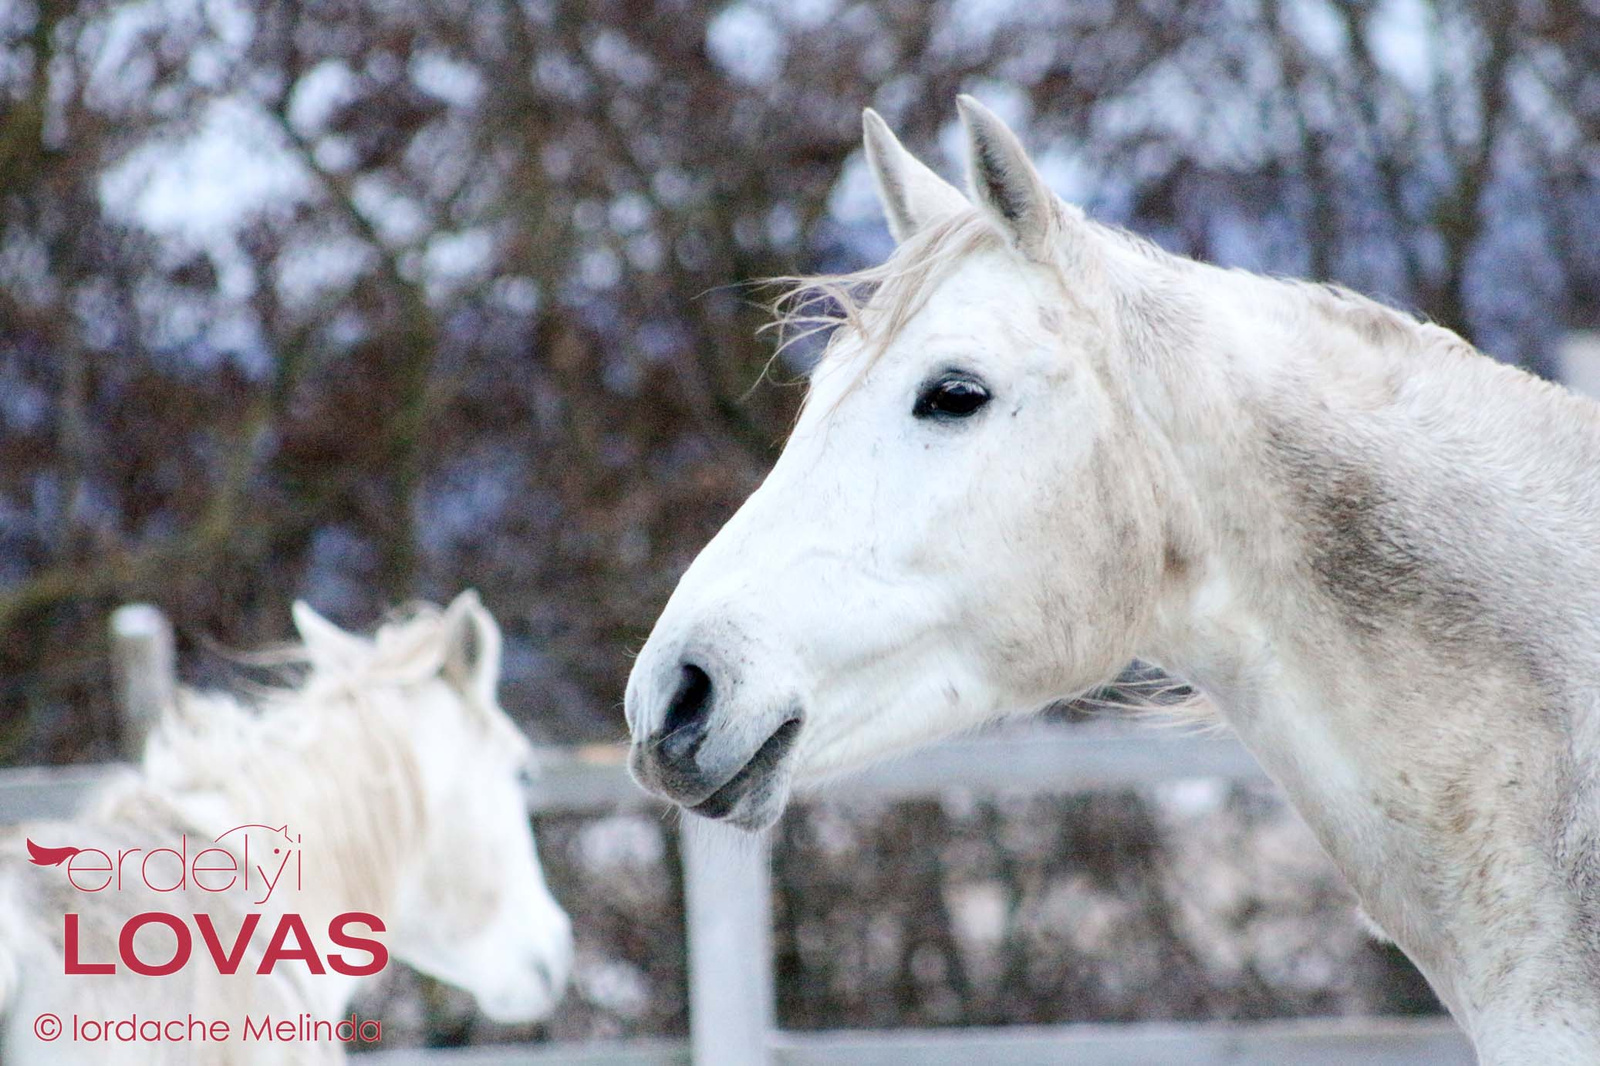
4,0 -> 1598,758
2,0 -> 1597,1046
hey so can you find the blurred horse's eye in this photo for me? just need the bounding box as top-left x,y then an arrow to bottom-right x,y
914,373 -> 992,420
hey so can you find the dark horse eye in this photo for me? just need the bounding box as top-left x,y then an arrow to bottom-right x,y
913,373 -> 992,421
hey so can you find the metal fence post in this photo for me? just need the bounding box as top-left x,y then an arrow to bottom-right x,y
109,603 -> 176,761
681,820 -> 775,1066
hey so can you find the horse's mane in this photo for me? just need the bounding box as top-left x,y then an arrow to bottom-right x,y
764,205 -> 1465,379
138,603 -> 452,789
88,606 -> 460,915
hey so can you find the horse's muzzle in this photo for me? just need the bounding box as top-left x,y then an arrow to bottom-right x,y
627,658 -> 803,830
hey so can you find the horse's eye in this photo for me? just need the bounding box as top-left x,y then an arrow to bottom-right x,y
914,373 -> 991,421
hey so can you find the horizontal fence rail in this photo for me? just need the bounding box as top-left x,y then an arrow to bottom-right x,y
528,725 -> 1279,814
0,726 -> 1274,822
362,1016 -> 1474,1066
768,1015 -> 1475,1066
0,606 -> 1472,1063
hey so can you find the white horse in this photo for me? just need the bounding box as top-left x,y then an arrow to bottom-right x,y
625,98 -> 1600,1062
0,591 -> 573,1063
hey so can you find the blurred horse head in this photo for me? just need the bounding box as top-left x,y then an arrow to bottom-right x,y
271,591 -> 574,1023
0,591 -> 572,1064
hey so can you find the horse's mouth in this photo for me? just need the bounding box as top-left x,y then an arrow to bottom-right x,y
688,717 -> 802,827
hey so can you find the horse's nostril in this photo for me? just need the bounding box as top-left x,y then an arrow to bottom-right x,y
657,662 -> 713,765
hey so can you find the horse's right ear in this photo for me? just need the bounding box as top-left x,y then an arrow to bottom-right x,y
863,108 -> 968,244
291,601 -> 367,668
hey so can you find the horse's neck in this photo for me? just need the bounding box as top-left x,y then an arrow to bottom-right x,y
1138,279 -> 1600,1046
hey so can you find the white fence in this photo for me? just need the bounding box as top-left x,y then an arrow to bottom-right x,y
0,606 -> 1474,1064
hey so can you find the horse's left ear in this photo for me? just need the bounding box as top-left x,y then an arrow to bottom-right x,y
956,95 -> 1063,263
441,589 -> 503,706
292,601 -> 368,669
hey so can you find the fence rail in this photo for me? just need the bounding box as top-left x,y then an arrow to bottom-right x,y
354,1016 -> 1476,1066
0,606 -> 1473,1064
2,728 -> 1266,821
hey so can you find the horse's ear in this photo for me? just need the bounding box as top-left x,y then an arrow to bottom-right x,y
441,589 -> 502,707
863,108 -> 968,244
291,601 -> 367,668
956,95 -> 1064,263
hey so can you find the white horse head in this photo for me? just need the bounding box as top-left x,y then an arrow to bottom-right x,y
625,98 -> 1172,830
287,592 -> 574,1023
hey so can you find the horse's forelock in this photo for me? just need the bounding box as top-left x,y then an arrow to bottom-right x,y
764,211 -> 1005,379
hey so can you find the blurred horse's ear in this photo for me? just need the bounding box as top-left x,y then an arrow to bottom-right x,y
291,601 -> 368,670
863,108 -> 968,244
956,95 -> 1064,263
442,589 -> 503,707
